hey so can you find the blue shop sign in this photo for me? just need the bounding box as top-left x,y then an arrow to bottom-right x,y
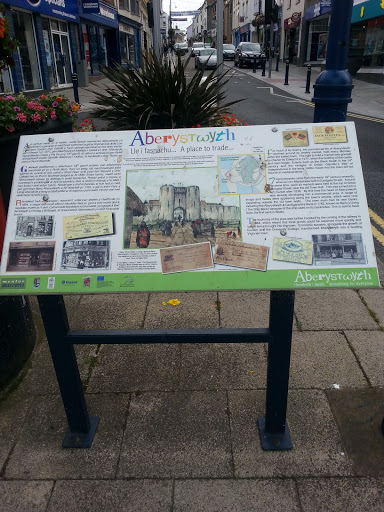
305,0 -> 332,21
80,1 -> 118,28
82,0 -> 100,14
6,0 -> 79,22
352,0 -> 384,24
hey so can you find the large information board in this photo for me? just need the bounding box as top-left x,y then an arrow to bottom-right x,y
0,122 -> 379,294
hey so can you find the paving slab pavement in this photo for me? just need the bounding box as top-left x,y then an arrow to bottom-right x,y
0,288 -> 384,510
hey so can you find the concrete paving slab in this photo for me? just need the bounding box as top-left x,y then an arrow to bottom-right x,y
66,293 -> 149,330
0,388 -> 32,473
174,479 -> 301,512
297,477 -> 384,512
48,480 -> 173,512
0,481 -> 54,512
5,394 -> 129,479
295,290 -> 378,330
229,390 -> 353,478
326,388 -> 384,477
218,291 -> 270,328
289,331 -> 368,389
345,331 -> 384,387
18,341 -> 97,396
118,391 -> 232,478
87,344 -> 179,392
179,343 -> 267,390
359,289 -> 384,326
144,292 -> 218,329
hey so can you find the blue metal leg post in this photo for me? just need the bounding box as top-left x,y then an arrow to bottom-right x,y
37,295 -> 99,448
312,0 -> 354,122
258,290 -> 294,450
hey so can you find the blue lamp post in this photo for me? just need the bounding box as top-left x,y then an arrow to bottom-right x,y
312,0 -> 354,122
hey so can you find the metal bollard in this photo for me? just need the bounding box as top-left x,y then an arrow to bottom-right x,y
262,56 -> 266,77
71,73 -> 79,104
275,56 -> 279,72
305,64 -> 311,93
253,57 -> 257,73
284,60 -> 289,86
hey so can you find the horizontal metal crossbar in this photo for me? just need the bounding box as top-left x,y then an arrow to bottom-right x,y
67,327 -> 272,345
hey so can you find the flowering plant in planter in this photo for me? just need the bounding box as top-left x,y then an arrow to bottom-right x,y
0,92 -> 79,134
0,4 -> 19,71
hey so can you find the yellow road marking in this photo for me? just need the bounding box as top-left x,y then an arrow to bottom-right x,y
369,208 -> 384,230
371,224 -> 384,246
296,101 -> 384,123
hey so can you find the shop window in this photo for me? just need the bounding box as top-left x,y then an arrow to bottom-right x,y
12,10 -> 42,90
99,28 -> 108,67
0,68 -> 13,93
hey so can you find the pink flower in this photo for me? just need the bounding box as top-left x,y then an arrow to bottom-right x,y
31,113 -> 41,122
16,113 -> 27,122
51,113 -> 57,121
69,111 -> 72,117
52,101 -> 58,108
37,105 -> 45,111
5,96 -> 15,101
14,106 -> 21,111
5,125 -> 15,132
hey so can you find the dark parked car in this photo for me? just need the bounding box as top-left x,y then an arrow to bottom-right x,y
234,42 -> 264,68
223,43 -> 235,60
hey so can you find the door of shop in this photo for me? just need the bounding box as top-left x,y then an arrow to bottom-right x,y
51,23 -> 73,87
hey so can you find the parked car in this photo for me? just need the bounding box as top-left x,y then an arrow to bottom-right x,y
175,43 -> 187,56
234,42 -> 264,68
191,42 -> 212,57
223,43 -> 236,60
195,48 -> 217,69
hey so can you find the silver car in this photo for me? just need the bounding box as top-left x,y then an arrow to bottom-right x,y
195,48 -> 217,69
223,43 -> 235,60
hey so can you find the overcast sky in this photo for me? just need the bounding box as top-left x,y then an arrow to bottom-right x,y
162,0 -> 202,34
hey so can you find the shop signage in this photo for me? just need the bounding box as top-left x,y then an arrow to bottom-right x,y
240,23 -> 249,34
82,0 -> 100,14
291,12 -> 301,23
352,0 -> 384,23
80,1 -> 118,27
119,22 -> 134,35
305,0 -> 332,20
6,0 -> 79,22
284,13 -> 301,30
171,18 -> 188,21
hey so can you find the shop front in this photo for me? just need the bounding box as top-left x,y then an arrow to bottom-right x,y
118,16 -> 140,68
284,12 -> 302,63
3,0 -> 79,93
350,0 -> 384,83
239,23 -> 250,42
305,1 -> 332,63
80,1 -> 119,76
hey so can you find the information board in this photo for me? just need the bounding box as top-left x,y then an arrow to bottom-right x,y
0,122 -> 379,294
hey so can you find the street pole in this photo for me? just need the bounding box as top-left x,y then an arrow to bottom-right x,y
268,24 -> 273,78
216,0 -> 224,76
152,0 -> 161,60
312,0 -> 354,122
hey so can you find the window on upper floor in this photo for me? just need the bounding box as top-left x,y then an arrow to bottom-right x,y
130,0 -> 139,15
119,0 -> 129,9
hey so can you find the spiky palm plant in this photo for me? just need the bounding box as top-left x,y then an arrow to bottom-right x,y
91,54 -> 242,130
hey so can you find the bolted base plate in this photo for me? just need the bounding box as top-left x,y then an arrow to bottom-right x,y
62,416 -> 99,449
258,416 -> 293,451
